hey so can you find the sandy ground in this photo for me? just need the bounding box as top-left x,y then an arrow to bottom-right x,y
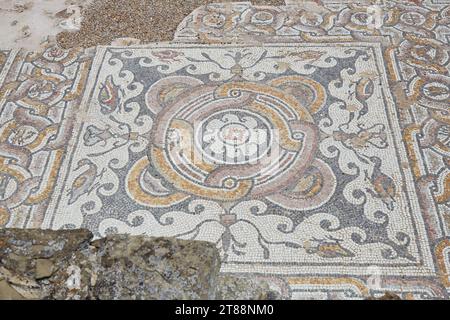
0,0 -> 92,51
58,0 -> 285,49
0,0 -> 285,51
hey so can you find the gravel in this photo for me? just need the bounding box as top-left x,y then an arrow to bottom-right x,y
56,0 -> 285,49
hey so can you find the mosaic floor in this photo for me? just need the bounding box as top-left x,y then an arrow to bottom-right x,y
0,1 -> 449,299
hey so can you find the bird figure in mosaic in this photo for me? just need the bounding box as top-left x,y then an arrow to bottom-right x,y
67,159 -> 106,205
333,123 -> 388,150
348,76 -> 375,120
98,75 -> 124,114
364,156 -> 397,211
151,50 -> 185,64
280,50 -> 326,63
304,236 -> 354,259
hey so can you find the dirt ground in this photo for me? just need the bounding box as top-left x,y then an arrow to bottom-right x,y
0,0 -> 285,51
56,0 -> 285,49
0,0 -> 92,50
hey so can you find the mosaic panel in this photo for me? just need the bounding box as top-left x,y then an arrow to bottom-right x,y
0,0 -> 449,299
44,43 -> 435,281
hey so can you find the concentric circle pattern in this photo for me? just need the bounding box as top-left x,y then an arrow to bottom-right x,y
145,76 -> 334,207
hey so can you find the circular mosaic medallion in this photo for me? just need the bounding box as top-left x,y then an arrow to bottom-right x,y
196,109 -> 272,165
138,76 -> 335,210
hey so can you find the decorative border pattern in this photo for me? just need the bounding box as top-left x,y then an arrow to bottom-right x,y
0,0 -> 448,299
0,47 -> 92,228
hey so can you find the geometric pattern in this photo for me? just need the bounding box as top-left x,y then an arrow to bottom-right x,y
0,1 -> 449,299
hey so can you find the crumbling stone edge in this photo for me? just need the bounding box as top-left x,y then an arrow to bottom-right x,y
0,228 -> 280,300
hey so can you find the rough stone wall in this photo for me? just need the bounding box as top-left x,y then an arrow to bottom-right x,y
0,228 -> 279,300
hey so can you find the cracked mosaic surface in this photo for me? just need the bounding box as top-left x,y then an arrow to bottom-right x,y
0,0 -> 449,299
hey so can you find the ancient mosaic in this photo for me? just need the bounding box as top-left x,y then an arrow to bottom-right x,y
0,0 -> 449,299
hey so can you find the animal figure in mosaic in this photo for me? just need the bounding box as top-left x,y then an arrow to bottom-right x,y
84,119 -> 145,158
347,76 -> 375,120
333,123 -> 388,150
67,159 -> 106,205
279,50 -> 326,63
304,236 -> 354,259
98,75 -> 124,114
151,50 -> 185,64
364,156 -> 397,211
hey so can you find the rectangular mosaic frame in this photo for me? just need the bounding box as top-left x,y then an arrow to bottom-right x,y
43,42 -> 436,279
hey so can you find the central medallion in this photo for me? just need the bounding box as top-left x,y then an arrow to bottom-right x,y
141,75 -> 334,208
197,109 -> 271,165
